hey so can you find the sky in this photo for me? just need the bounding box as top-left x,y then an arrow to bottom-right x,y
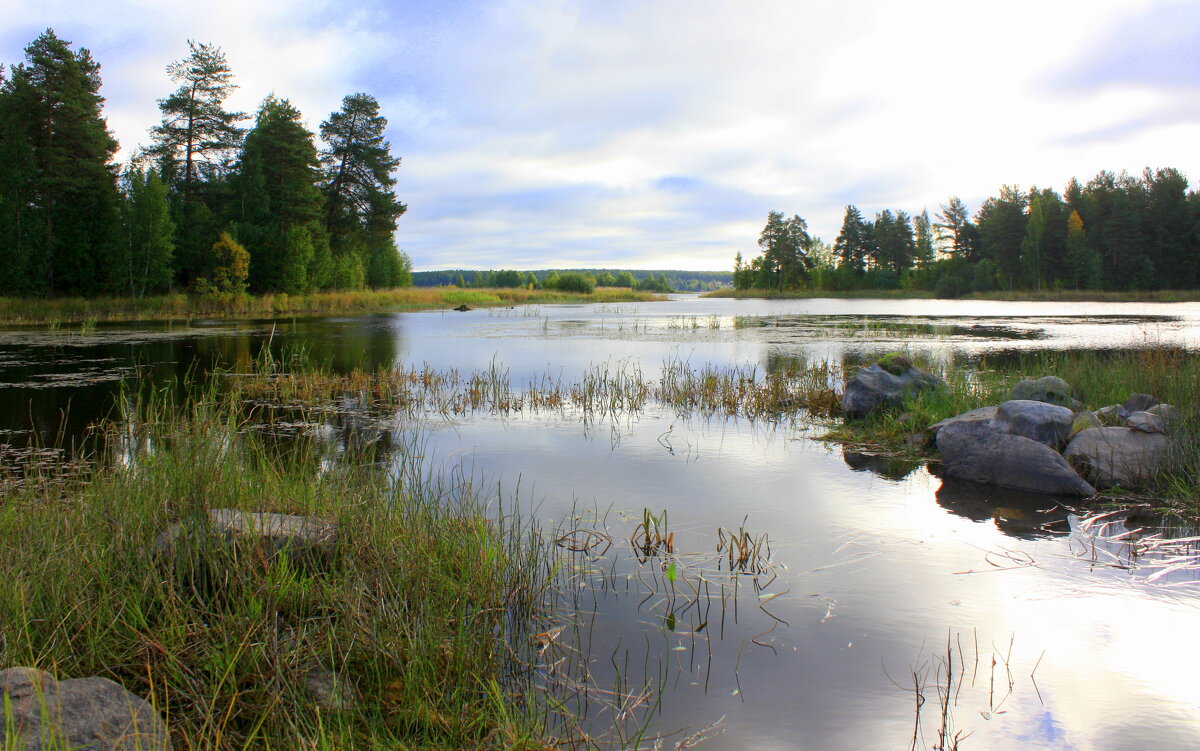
3,0 -> 1199,271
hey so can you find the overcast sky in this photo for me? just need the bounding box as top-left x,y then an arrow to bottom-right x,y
3,0 -> 1198,271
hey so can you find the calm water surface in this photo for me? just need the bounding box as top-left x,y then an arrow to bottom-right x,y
3,295 -> 1200,750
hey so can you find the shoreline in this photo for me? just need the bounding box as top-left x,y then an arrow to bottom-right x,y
0,286 -> 666,326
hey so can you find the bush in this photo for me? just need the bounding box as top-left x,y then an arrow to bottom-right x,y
555,272 -> 596,294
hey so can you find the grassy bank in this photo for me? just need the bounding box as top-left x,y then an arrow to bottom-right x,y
704,288 -> 1200,302
0,390 -> 555,749
0,286 -> 664,326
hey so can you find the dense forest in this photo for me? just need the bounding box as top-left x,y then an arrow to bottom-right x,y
734,168 -> 1200,296
0,30 -> 410,298
413,269 -> 730,292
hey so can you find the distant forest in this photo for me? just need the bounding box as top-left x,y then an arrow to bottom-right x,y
414,269 -> 731,292
0,30 -> 410,299
735,168 -> 1200,296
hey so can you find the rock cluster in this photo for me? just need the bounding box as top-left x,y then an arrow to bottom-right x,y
929,379 -> 1182,497
841,356 -> 944,419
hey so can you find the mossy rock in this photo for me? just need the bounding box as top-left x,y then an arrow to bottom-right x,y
877,353 -> 914,376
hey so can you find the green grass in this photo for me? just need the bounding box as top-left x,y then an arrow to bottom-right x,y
0,388 -> 555,750
0,286 -> 664,326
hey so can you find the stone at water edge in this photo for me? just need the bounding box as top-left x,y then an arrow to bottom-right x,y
990,399 -> 1075,448
840,362 -> 943,419
928,405 -> 998,434
0,668 -> 172,751
935,420 -> 1096,498
1009,375 -> 1081,409
1065,427 -> 1179,490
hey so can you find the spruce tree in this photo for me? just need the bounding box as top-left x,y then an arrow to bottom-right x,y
11,30 -> 123,295
123,168 -> 175,296
234,96 -> 329,293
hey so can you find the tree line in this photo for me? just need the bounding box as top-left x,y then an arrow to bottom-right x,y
0,30 -> 410,298
733,168 -> 1200,296
414,269 -> 733,292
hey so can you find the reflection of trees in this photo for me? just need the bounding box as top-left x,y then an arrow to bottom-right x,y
934,478 -> 1076,540
841,449 -> 920,481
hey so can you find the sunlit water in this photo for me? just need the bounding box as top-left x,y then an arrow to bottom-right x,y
3,295 -> 1200,750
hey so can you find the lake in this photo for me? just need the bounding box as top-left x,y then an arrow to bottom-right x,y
2,294 -> 1199,750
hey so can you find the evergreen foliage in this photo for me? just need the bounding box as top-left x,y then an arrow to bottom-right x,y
0,30 -> 410,300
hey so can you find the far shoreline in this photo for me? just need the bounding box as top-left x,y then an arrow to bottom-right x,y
702,288 -> 1200,303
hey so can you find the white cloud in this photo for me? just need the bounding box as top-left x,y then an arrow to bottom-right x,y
4,0 -> 1196,270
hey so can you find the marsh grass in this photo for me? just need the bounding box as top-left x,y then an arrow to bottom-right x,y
0,388 -> 557,750
0,287 -> 664,326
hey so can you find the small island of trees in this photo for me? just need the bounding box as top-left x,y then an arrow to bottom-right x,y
733,169 -> 1200,297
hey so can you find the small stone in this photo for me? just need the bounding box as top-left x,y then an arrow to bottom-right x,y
1093,405 -> 1126,427
905,432 -> 932,450
929,406 -> 998,434
453,304 -> 471,312
304,667 -> 355,714
1121,393 -> 1161,416
1071,410 -> 1102,438
1009,376 -> 1079,409
1126,411 -> 1167,434
1145,403 -> 1181,426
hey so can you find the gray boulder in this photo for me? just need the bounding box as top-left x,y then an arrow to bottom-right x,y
1009,376 -> 1080,409
1065,427 -> 1179,489
929,405 -> 997,434
0,668 -> 172,751
841,363 -> 943,418
991,399 -> 1075,448
1120,393 -> 1161,417
936,421 -> 1096,497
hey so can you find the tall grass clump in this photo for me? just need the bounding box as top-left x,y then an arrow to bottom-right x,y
0,386 -> 553,749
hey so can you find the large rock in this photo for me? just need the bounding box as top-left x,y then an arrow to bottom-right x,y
841,363 -> 943,418
1009,376 -> 1080,409
0,668 -> 172,751
991,399 -> 1075,448
929,405 -> 998,434
936,420 -> 1096,497
1064,427 -> 1179,489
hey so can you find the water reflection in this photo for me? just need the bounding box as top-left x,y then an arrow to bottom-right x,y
3,298 -> 1200,748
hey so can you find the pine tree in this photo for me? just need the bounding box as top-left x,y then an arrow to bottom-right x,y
321,93 -> 406,289
0,63 -> 44,294
148,41 -> 244,286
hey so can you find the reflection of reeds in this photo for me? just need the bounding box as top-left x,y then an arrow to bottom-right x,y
229,356 -> 847,423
